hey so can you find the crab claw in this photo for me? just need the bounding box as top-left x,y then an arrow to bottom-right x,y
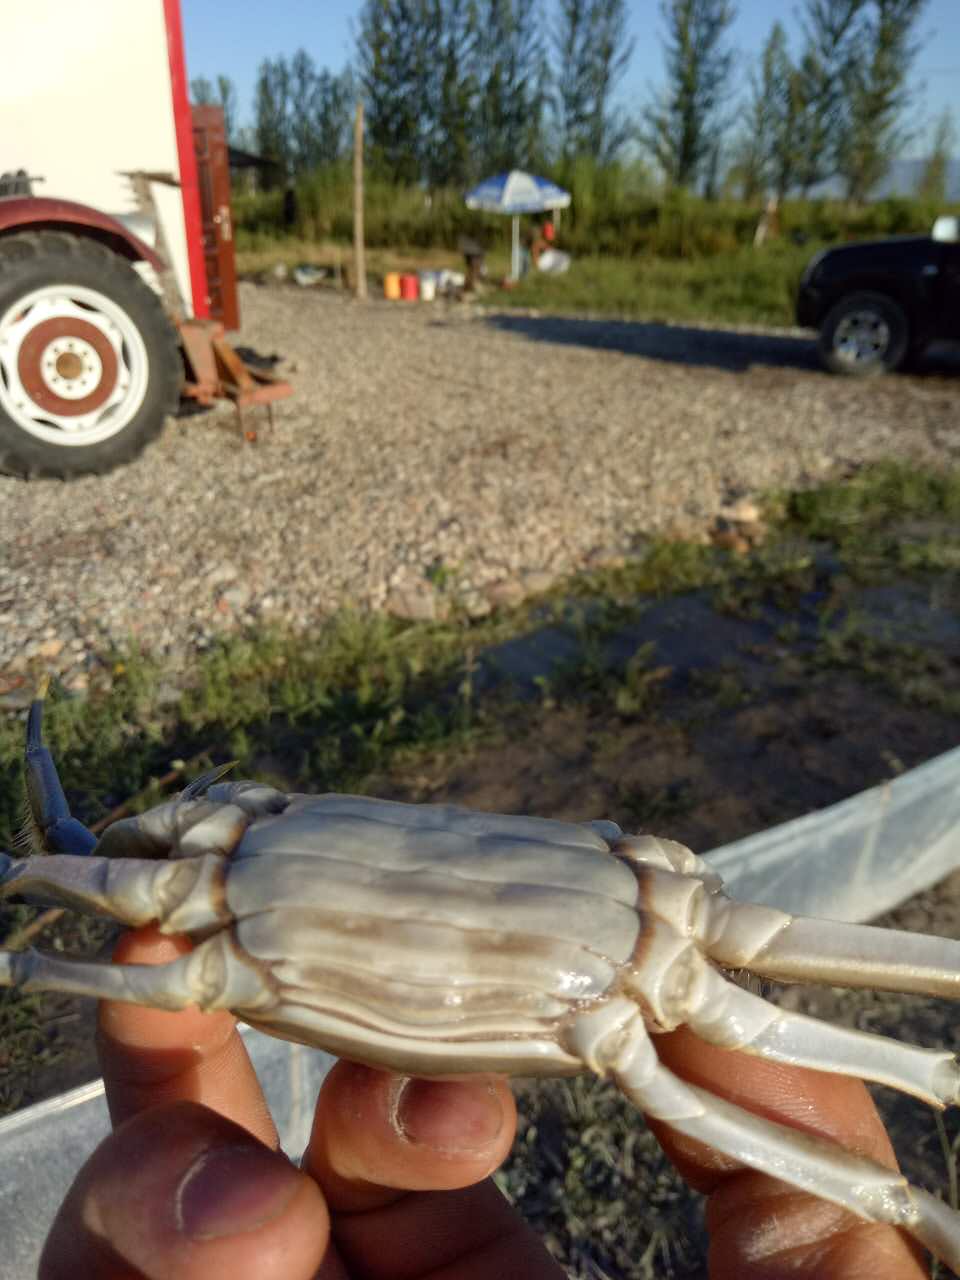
22,696 -> 97,857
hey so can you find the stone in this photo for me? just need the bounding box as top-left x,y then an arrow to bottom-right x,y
38,637 -> 65,660
385,586 -> 440,622
521,570 -> 558,596
721,497 -> 762,524
485,578 -> 526,609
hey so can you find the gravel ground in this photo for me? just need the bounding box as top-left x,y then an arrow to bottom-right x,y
2,282 -> 959,697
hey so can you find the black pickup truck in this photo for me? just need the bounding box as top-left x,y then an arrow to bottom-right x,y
796,215 -> 960,375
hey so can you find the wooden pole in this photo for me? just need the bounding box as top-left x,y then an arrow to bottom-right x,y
353,100 -> 367,300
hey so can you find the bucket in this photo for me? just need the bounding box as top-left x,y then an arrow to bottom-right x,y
399,273 -> 419,301
419,272 -> 436,302
383,272 -> 401,301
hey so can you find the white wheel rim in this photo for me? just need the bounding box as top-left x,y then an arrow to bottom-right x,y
0,283 -> 150,447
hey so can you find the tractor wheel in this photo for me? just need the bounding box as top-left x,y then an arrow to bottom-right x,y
0,231 -> 182,478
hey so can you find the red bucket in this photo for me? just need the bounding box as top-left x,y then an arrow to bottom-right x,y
399,273 -> 419,301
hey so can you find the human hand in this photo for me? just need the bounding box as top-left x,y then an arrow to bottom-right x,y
39,929 -> 928,1279
39,927 -> 564,1280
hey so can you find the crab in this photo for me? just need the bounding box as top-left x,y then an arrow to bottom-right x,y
4,700 -> 960,1269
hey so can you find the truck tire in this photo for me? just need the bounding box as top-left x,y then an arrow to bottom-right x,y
818,291 -> 910,377
0,231 -> 182,477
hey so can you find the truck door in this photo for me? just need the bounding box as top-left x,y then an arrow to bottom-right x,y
192,104 -> 239,330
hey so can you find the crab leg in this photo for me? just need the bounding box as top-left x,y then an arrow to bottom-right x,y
0,852 -> 230,934
683,963 -> 960,1108
635,863 -> 960,1000
702,897 -> 960,998
613,1028 -> 960,1272
0,932 -> 269,1012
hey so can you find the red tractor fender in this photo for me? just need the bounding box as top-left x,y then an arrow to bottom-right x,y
0,196 -> 165,272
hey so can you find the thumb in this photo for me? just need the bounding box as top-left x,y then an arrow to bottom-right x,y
40,1101 -> 329,1280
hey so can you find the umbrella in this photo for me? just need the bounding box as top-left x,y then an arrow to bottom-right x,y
465,170 -> 571,280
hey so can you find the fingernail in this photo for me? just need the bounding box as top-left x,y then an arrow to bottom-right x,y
176,1143 -> 302,1240
395,1079 -> 503,1153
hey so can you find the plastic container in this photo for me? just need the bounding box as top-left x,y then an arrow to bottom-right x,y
399,273 -> 419,301
383,271 -> 401,301
419,271 -> 436,302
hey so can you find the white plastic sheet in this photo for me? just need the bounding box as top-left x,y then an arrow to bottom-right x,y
706,743 -> 960,923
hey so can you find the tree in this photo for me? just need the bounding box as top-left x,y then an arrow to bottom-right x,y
473,0 -> 547,173
254,57 -> 293,180
791,0 -> 866,195
835,0 -> 929,203
554,0 -> 634,164
191,74 -> 240,146
356,0 -> 437,182
918,108 -> 956,202
216,75 -> 239,145
190,76 -> 214,105
430,0 -> 480,186
641,0 -> 737,190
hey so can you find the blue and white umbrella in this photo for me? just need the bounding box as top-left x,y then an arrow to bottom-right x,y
465,170 -> 571,280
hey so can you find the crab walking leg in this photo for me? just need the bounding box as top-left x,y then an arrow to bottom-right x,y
702,895 -> 960,998
0,932 -> 270,1013
626,914 -> 960,1108
0,852 -> 230,934
682,960 -> 960,1108
635,864 -> 960,999
612,1027 -> 960,1273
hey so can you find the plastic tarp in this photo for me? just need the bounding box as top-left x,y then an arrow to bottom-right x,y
3,742 -> 960,1275
705,742 -> 960,923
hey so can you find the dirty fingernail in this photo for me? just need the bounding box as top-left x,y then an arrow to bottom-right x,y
396,1079 -> 503,1152
176,1143 -> 302,1240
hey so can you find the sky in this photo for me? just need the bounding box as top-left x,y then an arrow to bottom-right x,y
181,0 -> 960,157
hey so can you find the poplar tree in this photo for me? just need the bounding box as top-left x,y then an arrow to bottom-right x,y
918,109 -> 957,203
641,0 -> 737,190
835,0 -> 929,203
791,0 -> 865,195
254,58 -> 293,180
473,0 -> 546,173
555,0 -> 634,163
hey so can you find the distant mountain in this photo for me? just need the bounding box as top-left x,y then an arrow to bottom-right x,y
752,158 -> 959,202
877,157 -> 960,200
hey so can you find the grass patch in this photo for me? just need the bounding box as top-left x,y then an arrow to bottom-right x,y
481,241 -> 816,328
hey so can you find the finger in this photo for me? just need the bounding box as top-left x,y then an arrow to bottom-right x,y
304,1061 -> 516,1212
651,1028 -> 927,1280
40,1101 -> 328,1280
97,926 -> 276,1147
304,1062 -> 564,1279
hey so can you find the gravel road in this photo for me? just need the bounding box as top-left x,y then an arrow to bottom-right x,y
2,283 -> 959,696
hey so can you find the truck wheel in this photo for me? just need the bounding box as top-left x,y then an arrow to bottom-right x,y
0,231 -> 181,477
818,291 -> 910,377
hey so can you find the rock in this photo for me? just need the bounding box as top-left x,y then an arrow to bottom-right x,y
385,586 -> 441,622
38,637 -> 65,659
521,570 -> 558,595
461,591 -> 492,619
221,585 -> 251,610
721,497 -> 762,524
710,528 -> 752,555
485,578 -> 526,609
207,563 -> 239,587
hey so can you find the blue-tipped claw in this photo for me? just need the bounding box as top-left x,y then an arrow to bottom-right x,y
23,695 -> 97,856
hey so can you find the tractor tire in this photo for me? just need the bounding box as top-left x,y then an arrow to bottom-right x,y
0,231 -> 182,478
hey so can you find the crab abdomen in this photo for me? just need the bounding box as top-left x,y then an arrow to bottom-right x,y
224,796 -> 642,1074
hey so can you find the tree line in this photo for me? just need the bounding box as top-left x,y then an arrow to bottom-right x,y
191,0 -> 955,205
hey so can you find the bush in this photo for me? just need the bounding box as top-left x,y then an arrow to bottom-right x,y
233,164 -> 960,261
